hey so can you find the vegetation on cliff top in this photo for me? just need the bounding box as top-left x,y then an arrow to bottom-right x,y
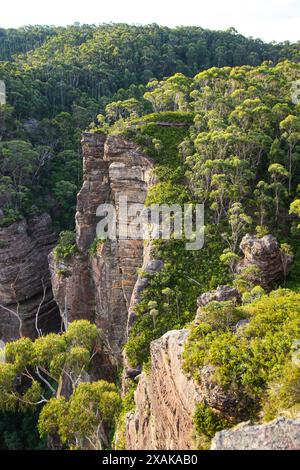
184,290 -> 300,413
115,60 -> 300,370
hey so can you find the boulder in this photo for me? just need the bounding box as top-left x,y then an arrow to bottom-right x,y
197,285 -> 241,308
237,234 -> 293,290
196,285 -> 241,322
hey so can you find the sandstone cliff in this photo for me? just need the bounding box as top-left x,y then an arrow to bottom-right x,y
127,325 -> 300,451
0,213 -> 60,341
125,324 -> 242,451
50,132 -> 154,362
126,329 -> 202,450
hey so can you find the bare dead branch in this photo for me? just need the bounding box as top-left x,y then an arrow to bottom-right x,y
35,277 -> 47,337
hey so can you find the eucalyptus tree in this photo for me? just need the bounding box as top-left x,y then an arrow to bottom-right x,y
268,163 -> 289,220
279,114 -> 300,195
0,321 -> 121,450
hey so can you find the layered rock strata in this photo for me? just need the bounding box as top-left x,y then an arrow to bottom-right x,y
50,132 -> 154,361
126,329 -> 202,450
125,327 -> 245,450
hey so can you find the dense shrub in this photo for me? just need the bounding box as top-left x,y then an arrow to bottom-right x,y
53,230 -> 77,261
184,290 -> 300,416
194,403 -> 230,439
125,234 -> 229,368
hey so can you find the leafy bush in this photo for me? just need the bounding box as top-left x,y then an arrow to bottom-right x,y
194,402 -> 231,439
114,382 -> 137,450
38,381 -> 121,449
53,230 -> 77,261
184,290 -> 300,416
89,236 -> 106,257
263,361 -> 300,421
0,208 -> 22,227
145,181 -> 191,206
197,301 -> 247,330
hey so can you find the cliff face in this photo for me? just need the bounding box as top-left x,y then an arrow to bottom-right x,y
126,318 -> 300,451
50,132 -> 154,361
125,328 -> 243,450
0,213 -> 60,341
126,329 -> 202,450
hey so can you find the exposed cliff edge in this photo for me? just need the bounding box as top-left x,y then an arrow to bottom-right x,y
125,304 -> 300,451
126,329 -> 201,450
211,417 -> 300,450
125,287 -> 244,450
50,132 -> 154,362
0,213 -> 60,341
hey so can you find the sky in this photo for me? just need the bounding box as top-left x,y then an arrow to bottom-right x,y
0,0 -> 299,43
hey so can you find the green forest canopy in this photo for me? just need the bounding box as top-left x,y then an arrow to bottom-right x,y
0,24 -> 299,230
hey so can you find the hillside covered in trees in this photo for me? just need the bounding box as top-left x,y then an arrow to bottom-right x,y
0,24 -> 299,231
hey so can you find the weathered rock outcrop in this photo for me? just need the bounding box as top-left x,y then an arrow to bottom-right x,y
0,213 -> 60,341
197,285 -> 241,308
126,329 -> 202,450
196,285 -> 241,322
50,132 -> 154,361
237,234 -> 293,290
211,417 -> 300,450
49,253 -> 95,327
